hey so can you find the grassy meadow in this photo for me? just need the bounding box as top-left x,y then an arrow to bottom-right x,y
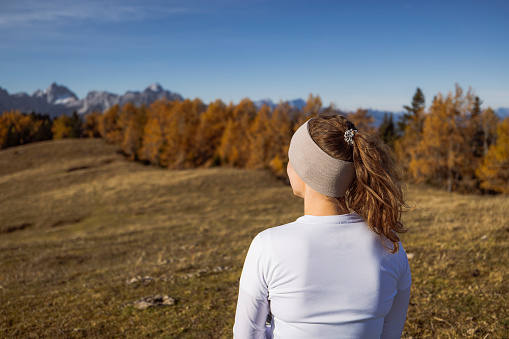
0,139 -> 508,338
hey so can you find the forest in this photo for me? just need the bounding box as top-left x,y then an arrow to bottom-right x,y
1,84 -> 508,194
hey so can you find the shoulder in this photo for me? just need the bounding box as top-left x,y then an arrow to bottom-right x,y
256,219 -> 305,241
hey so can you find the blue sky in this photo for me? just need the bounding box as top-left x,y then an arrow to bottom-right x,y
0,0 -> 508,112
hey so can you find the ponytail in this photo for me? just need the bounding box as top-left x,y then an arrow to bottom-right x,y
309,114 -> 407,253
347,132 -> 406,253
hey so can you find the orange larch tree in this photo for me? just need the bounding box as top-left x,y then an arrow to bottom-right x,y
476,117 -> 509,194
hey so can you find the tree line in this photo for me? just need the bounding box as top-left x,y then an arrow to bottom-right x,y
1,85 -> 507,194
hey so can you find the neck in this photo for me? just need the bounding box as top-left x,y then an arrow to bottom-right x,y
303,187 -> 350,216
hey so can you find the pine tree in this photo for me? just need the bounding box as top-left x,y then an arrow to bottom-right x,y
69,111 -> 83,138
378,113 -> 397,148
395,88 -> 426,175
29,113 -> 53,142
398,87 -> 425,134
480,107 -> 499,157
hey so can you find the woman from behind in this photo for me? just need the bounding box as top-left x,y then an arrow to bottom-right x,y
234,112 -> 411,339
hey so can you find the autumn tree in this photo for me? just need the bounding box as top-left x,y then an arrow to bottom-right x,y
138,100 -> 176,165
194,100 -> 231,166
409,85 -> 477,192
118,103 -> 147,160
51,112 -> 82,139
293,94 -> 321,131
83,112 -> 102,138
0,110 -> 42,148
159,98 -> 205,168
268,102 -> 293,176
99,104 -> 122,143
52,115 -> 73,139
246,104 -> 272,169
217,98 -> 257,167
476,118 -> 509,194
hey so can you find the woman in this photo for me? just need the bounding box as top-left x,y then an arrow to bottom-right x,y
233,113 -> 411,339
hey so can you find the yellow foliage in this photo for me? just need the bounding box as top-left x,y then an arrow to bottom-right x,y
139,100 -> 176,165
52,115 -> 72,139
98,105 -> 121,143
476,118 -> 509,193
408,86 -> 479,192
269,155 -> 286,177
0,110 -> 42,148
83,112 -> 102,138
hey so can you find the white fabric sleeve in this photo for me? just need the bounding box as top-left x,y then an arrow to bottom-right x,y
380,286 -> 411,339
233,233 -> 270,338
233,288 -> 270,339
381,247 -> 412,338
397,245 -> 412,291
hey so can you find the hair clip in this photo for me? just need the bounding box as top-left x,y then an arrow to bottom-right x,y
344,129 -> 357,146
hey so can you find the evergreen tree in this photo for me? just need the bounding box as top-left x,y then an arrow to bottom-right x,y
469,97 -> 484,158
29,113 -> 53,142
398,87 -> 425,134
480,107 -> 499,157
69,111 -> 83,138
472,96 -> 482,117
395,88 -> 426,175
379,113 -> 397,148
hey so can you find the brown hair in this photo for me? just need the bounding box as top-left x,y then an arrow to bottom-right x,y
308,112 -> 407,253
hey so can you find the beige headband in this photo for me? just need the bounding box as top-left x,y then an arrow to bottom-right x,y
288,119 -> 355,197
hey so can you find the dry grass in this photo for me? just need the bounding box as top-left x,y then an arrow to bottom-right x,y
0,139 -> 507,338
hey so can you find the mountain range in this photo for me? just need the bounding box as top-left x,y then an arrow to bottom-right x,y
0,83 -> 183,118
1,83 -> 507,124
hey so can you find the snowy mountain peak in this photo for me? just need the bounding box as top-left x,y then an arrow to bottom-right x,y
146,83 -> 163,92
43,82 -> 79,105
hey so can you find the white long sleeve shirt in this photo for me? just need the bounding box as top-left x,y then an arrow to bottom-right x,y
233,213 -> 411,339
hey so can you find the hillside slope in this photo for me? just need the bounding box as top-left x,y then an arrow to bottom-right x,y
0,139 -> 507,338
